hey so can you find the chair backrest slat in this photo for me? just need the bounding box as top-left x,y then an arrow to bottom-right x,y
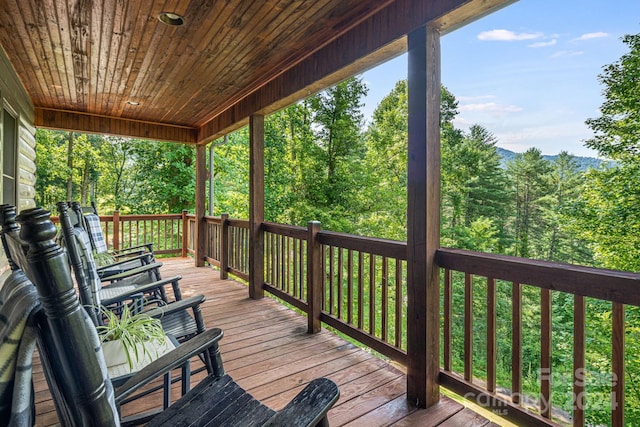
56,202 -> 100,325
0,204 -> 29,271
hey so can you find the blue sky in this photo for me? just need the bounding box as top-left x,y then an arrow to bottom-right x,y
360,0 -> 640,157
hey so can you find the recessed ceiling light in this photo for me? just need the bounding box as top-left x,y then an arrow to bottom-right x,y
126,100 -> 140,106
158,12 -> 185,26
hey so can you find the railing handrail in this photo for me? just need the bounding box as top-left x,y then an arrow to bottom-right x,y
437,247 -> 640,306
318,230 -> 407,260
51,212 -> 185,256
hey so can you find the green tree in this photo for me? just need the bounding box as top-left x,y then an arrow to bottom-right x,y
35,130 -> 69,211
506,148 -> 551,258
362,81 -> 470,241
543,152 -> 591,263
304,77 -> 368,232
569,164 -> 640,271
442,125 -> 510,251
211,129 -> 250,218
360,80 -> 409,240
96,137 -> 137,211
126,141 -> 196,214
585,33 -> 640,161
264,103 -> 315,225
563,33 -> 640,424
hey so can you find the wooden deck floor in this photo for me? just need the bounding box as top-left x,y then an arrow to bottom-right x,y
34,257 -> 499,426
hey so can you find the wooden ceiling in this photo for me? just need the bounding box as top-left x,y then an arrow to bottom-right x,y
0,0 -> 514,144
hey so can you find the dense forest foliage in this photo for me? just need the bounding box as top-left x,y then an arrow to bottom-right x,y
35,33 -> 640,425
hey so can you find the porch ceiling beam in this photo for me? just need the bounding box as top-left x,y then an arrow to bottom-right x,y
34,108 -> 198,144
197,0 -> 515,145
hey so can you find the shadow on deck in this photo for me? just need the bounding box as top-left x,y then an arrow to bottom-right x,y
34,257 -> 499,426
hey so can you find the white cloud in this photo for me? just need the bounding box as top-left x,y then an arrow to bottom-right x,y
457,95 -> 496,102
528,39 -> 557,48
574,32 -> 609,41
494,122 -> 598,157
550,50 -> 585,59
477,29 -> 543,41
459,102 -> 523,114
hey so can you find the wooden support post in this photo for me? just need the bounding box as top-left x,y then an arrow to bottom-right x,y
209,142 -> 215,216
249,115 -> 265,299
220,213 -> 229,280
406,24 -> 441,409
307,221 -> 322,333
195,144 -> 207,267
113,210 -> 120,252
181,210 -> 188,258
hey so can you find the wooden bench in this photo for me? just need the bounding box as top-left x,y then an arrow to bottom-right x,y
13,207 -> 340,426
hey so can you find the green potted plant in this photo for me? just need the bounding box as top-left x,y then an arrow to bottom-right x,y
97,304 -> 171,372
92,251 -> 116,267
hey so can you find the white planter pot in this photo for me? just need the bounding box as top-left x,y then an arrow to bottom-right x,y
101,336 -> 174,371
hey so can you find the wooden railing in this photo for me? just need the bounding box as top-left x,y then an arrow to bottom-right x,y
190,218 -> 409,363
436,248 -> 640,426
196,217 -> 639,426
51,211 -> 187,256
74,212 -> 640,426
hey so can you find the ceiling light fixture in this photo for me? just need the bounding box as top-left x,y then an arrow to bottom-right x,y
126,100 -> 140,106
158,12 -> 185,26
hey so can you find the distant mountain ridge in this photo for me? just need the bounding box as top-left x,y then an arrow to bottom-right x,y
496,147 -> 609,171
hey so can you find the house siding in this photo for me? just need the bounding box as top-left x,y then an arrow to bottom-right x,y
0,46 -> 36,280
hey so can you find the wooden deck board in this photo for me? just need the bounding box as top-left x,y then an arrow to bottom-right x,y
33,257 -> 497,426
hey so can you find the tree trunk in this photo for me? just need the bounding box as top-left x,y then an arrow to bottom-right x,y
81,157 -> 90,205
66,132 -> 74,201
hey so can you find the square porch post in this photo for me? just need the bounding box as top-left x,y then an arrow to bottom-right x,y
194,144 -> 207,267
249,114 -> 265,299
406,23 -> 441,408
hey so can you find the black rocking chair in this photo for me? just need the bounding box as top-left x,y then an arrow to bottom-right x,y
17,207 -> 340,426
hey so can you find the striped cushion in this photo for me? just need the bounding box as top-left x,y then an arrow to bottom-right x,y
70,227 -> 103,307
84,213 -> 108,254
0,270 -> 41,426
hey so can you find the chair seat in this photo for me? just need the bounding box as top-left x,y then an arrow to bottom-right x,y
100,284 -> 139,301
147,374 -> 276,426
159,310 -> 199,341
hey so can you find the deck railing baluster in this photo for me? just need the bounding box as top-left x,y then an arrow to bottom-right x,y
329,246 -> 334,315
395,259 -> 402,349
512,281 -> 522,405
113,210 -> 120,251
338,247 -> 344,319
464,272 -> 473,382
369,253 -> 375,336
443,268 -> 452,372
347,249 -> 354,325
612,302 -> 625,427
286,236 -> 291,294
382,256 -> 388,342
358,251 -> 364,330
574,294 -> 585,427
541,288 -> 552,418
487,277 -> 496,393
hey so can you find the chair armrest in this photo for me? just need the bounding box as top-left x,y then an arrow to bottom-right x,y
114,242 -> 154,256
101,261 -> 163,283
267,378 -> 339,427
96,253 -> 152,272
114,327 -> 224,404
143,295 -> 205,318
100,276 -> 182,307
